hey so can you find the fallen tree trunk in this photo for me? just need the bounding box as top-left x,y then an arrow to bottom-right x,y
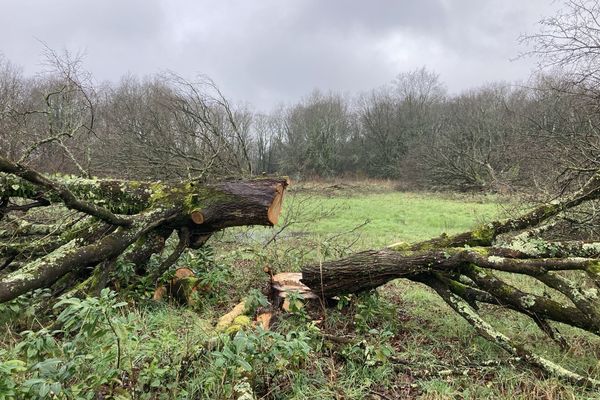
0,155 -> 288,302
301,170 -> 600,387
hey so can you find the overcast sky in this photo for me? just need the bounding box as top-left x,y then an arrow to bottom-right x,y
0,0 -> 558,111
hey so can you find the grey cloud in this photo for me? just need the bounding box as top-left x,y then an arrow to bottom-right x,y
0,0 -> 559,110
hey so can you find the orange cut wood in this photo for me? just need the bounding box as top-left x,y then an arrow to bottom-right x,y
255,312 -> 273,330
173,268 -> 195,279
152,285 -> 167,301
267,180 -> 288,225
191,210 -> 204,224
216,301 -> 247,331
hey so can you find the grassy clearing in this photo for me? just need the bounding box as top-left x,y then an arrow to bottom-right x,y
281,190 -> 504,246
1,184 -> 599,399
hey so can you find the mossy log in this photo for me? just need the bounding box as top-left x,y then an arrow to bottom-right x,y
301,170 -> 600,387
0,155 -> 288,302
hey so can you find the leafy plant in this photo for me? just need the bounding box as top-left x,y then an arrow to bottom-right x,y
14,329 -> 58,363
0,355 -> 26,400
286,290 -> 308,319
54,288 -> 127,339
113,259 -> 136,286
0,289 -> 51,327
211,328 -> 313,396
244,289 -> 269,315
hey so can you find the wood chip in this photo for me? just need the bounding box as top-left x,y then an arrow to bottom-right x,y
255,312 -> 272,330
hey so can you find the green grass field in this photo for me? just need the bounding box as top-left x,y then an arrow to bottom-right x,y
280,190 -> 504,244
2,185 -> 599,399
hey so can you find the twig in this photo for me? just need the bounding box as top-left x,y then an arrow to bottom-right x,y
428,277 -> 600,388
0,156 -> 131,226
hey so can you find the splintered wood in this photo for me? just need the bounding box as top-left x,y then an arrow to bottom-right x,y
271,272 -> 318,299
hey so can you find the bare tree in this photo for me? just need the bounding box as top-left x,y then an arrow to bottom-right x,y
358,67 -> 444,178
95,73 -> 253,180
518,0 -> 600,236
281,90 -> 351,178
0,48 -> 97,176
252,112 -> 284,174
521,0 -> 600,92
426,84 -> 526,191
0,55 -> 25,161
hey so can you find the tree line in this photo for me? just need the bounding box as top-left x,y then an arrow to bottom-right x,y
2,1 -> 600,195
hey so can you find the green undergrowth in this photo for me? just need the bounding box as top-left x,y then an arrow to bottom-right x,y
1,188 -> 599,399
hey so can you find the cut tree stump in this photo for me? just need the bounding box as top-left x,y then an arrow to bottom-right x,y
271,272 -> 318,299
152,268 -> 200,305
271,272 -> 318,311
